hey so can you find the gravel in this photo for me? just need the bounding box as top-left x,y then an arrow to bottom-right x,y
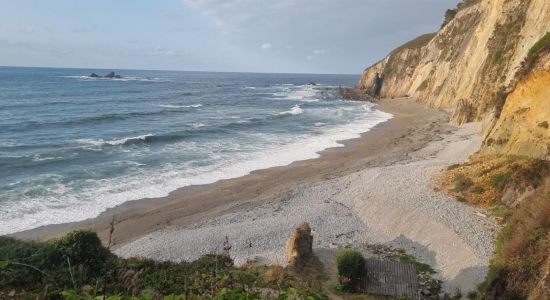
116,122 -> 497,294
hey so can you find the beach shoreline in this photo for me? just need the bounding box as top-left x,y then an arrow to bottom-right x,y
13,97 -> 497,293
13,98 -> 444,244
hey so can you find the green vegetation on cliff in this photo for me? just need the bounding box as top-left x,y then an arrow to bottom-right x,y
527,32 -> 550,63
438,156 -> 550,299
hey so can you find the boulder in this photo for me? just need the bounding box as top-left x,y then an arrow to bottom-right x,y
104,71 -> 115,78
89,73 -> 99,78
114,75 -> 122,79
286,222 -> 313,270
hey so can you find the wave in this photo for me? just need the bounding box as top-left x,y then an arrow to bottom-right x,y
77,134 -> 154,147
277,104 -> 304,116
4,108 -> 197,132
0,105 -> 394,235
191,123 -> 207,128
157,104 -> 202,109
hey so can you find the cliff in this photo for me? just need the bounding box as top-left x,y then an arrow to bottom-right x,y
358,0 -> 550,160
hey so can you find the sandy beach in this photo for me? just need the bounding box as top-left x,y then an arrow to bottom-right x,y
15,98 -> 497,293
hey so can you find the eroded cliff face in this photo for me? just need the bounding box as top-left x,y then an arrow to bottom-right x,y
483,52 -> 550,159
358,0 -> 550,159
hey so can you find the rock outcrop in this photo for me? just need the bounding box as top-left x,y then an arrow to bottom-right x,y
286,223 -> 313,270
104,72 -> 116,78
89,73 -> 99,78
358,0 -> 550,160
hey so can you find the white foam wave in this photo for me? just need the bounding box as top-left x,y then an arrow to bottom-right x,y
191,123 -> 207,128
0,103 -> 393,235
158,104 -> 202,109
32,155 -> 64,162
76,134 -> 153,146
272,85 -> 320,102
277,105 -> 303,116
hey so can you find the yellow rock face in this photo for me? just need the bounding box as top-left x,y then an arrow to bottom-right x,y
358,0 -> 550,159
483,56 -> 550,160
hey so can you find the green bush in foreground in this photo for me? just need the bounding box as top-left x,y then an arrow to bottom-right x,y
336,249 -> 365,292
0,231 -> 327,299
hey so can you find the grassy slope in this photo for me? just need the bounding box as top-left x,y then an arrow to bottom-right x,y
437,155 -> 550,299
0,231 -> 327,299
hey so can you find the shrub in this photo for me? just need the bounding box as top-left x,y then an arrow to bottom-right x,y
336,249 -> 365,292
490,172 -> 511,191
454,174 -> 473,192
53,230 -> 110,276
527,32 -> 550,63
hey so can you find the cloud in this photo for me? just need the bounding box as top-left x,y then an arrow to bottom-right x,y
183,0 -> 457,73
260,43 -> 272,49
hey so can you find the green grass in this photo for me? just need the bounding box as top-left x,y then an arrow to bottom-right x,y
527,32 -> 550,63
0,231 -> 327,299
490,204 -> 511,219
490,172 -> 511,191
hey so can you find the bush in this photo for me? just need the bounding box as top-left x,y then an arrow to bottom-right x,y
490,172 -> 511,191
336,249 -> 365,292
454,174 -> 473,192
53,230 -> 110,276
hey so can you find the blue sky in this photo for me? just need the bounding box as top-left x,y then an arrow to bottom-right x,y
0,0 -> 458,74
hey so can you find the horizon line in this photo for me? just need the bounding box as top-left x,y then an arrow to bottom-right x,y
0,64 -> 362,77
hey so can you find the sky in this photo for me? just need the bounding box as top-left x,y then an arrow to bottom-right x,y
0,0 -> 459,74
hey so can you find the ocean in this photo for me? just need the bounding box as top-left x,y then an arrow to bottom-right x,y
0,67 -> 392,235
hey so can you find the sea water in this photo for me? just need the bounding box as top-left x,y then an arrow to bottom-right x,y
0,67 -> 392,234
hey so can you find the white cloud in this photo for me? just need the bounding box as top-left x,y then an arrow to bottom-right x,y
306,55 -> 314,60
260,43 -> 272,49
312,49 -> 327,55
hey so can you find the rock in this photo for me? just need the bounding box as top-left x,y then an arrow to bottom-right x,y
89,73 -> 99,78
114,75 -> 122,79
104,71 -> 116,78
286,222 -> 313,271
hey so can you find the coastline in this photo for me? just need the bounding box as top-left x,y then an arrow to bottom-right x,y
13,97 -> 497,293
13,98 -> 443,244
